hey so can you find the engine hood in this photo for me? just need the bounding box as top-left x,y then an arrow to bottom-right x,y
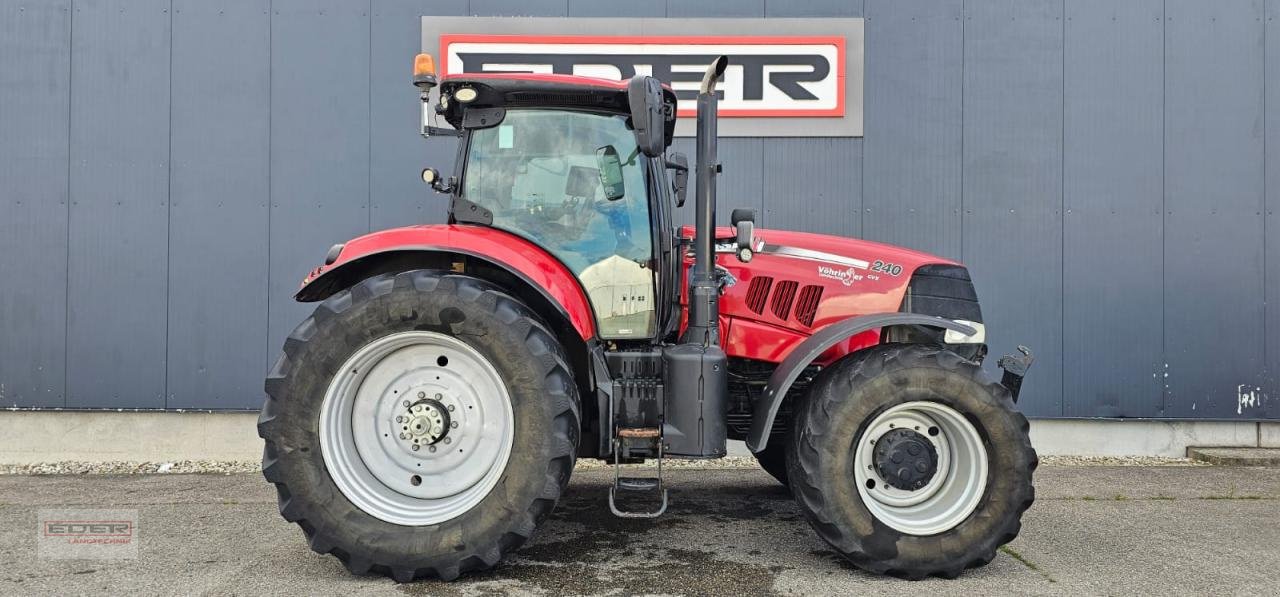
689,227 -> 966,362
748,228 -> 957,270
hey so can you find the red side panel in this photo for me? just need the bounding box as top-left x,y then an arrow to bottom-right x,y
302,224 -> 597,340
680,226 -> 959,364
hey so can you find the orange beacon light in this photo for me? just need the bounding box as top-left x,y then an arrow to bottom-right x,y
413,53 -> 437,89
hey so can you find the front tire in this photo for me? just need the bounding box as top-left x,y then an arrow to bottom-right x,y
787,343 -> 1036,579
258,270 -> 580,582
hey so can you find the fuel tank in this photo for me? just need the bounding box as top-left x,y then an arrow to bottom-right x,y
680,227 -> 967,364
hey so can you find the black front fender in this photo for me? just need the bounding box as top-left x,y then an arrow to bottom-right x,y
746,313 -> 977,453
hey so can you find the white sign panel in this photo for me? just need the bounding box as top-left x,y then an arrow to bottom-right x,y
423,17 -> 864,137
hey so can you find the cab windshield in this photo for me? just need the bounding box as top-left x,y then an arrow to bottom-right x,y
462,109 -> 656,339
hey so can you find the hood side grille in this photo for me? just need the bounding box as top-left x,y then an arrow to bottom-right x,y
770,280 -> 798,320
745,276 -> 773,314
795,285 -> 823,327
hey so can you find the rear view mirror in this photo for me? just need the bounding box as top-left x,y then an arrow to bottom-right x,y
666,152 -> 689,208
595,145 -> 626,201
731,208 -> 755,262
627,76 -> 666,157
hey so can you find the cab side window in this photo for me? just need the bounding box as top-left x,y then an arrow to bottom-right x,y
463,110 -> 656,339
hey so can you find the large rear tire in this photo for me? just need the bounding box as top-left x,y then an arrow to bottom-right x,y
787,343 -> 1036,579
258,270 -> 580,582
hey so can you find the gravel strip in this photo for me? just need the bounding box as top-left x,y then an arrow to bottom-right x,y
1,454 -> 1203,475
1038,455 -> 1207,467
0,460 -> 262,476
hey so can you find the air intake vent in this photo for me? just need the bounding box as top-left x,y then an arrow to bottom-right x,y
795,285 -> 823,326
771,280 -> 798,319
745,276 -> 773,314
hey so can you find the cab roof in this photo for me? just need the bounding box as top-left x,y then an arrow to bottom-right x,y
437,73 -> 678,134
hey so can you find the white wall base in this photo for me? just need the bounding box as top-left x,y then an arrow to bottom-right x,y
0,411 -> 261,465
1028,419 -> 1277,457
0,411 -> 1276,464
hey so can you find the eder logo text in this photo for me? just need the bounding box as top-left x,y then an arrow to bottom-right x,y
440,35 -> 845,118
43,521 -> 133,537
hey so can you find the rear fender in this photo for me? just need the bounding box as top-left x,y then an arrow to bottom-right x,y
746,313 -> 976,453
295,225 -> 596,340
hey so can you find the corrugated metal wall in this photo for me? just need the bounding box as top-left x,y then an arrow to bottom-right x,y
1,0 -> 1277,419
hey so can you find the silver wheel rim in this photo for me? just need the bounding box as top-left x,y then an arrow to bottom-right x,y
853,401 -> 988,535
319,331 -> 514,526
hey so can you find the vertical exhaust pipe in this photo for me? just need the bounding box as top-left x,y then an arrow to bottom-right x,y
667,56 -> 730,458
683,56 -> 729,346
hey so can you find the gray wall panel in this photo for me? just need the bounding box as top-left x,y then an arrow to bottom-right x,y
763,138 -> 862,237
666,0 -> 764,18
0,0 -> 70,407
567,0 -> 664,17
166,0 -> 270,410
1163,0 -> 1266,418
66,0 -> 171,408
766,0 -> 862,18
1267,0 -> 1280,415
1061,0 -> 1164,417
267,0 -> 372,370
961,0 -> 1064,417
371,2 -> 464,231
469,0 -> 567,17
862,0 -> 963,260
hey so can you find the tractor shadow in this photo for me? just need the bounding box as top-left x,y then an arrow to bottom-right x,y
392,468 -> 1024,595
396,468 -> 861,596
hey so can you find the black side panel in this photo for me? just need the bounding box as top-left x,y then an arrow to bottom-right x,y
900,264 -> 983,323
663,344 -> 727,458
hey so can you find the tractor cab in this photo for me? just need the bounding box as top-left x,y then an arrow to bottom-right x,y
421,73 -> 682,341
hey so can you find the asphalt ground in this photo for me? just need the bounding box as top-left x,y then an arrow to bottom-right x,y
0,465 -> 1277,596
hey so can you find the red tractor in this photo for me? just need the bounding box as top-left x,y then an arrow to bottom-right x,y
259,54 -> 1037,581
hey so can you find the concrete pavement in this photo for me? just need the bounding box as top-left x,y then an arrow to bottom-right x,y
0,464 -> 1277,595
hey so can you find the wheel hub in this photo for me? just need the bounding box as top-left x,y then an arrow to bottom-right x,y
399,398 -> 451,448
319,331 -> 514,526
852,401 -> 989,536
872,428 -> 938,491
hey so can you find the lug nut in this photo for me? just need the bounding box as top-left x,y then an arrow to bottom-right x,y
396,416 -> 404,423
402,400 -> 410,407
447,404 -> 455,412
444,437 -> 452,444
412,445 -> 420,451
399,433 -> 407,439
435,393 -> 442,399
418,391 -> 425,398
450,421 -> 458,429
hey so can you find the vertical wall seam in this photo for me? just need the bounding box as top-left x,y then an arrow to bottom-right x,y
858,0 -> 867,237
367,0 -> 373,233
63,0 -> 75,407
959,0 -> 965,262
163,0 -> 174,408
265,0 -> 273,377
1262,0 -> 1268,388
1160,0 -> 1168,415
1060,0 -> 1066,416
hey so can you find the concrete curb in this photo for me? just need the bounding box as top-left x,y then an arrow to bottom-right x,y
1187,447 -> 1280,467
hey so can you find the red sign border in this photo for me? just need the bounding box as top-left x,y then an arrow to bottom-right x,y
438,34 -> 846,118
